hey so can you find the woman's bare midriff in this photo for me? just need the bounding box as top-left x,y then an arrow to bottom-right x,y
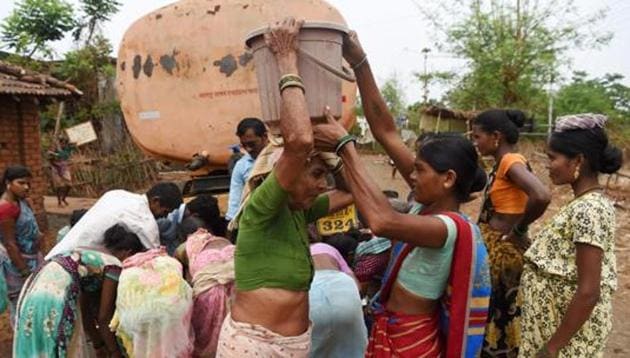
385,281 -> 438,315
489,212 -> 523,234
231,288 -> 309,337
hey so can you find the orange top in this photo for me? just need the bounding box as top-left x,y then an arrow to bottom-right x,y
489,153 -> 528,214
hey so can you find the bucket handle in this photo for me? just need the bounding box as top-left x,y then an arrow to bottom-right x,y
298,48 -> 356,82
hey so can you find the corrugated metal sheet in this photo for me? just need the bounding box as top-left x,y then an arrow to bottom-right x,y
0,72 -> 73,97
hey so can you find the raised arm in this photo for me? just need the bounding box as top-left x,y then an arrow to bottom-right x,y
314,113 -> 449,248
265,18 -> 314,190
343,31 -> 416,186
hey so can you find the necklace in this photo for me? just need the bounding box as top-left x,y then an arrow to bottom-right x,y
574,185 -> 603,199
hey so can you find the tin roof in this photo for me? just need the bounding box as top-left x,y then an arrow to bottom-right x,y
0,61 -> 82,97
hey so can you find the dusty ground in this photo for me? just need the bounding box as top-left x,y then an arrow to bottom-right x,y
1,150 -> 628,356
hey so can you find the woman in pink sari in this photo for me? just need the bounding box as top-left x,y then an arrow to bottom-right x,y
177,215 -> 235,357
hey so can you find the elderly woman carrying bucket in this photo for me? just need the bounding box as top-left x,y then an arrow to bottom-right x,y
216,18 -> 353,357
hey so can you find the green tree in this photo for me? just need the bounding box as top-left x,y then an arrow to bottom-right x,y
73,0 -> 121,44
45,35 -> 118,131
555,72 -> 630,119
47,0 -> 122,136
413,70 -> 455,105
380,75 -> 407,120
554,71 -> 630,141
1,0 -> 75,58
417,0 -> 611,112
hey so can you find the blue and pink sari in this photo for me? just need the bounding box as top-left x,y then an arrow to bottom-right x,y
0,200 -> 42,323
367,211 -> 491,357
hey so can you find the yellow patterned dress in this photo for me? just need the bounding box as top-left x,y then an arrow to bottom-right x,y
519,192 -> 617,357
110,248 -> 194,358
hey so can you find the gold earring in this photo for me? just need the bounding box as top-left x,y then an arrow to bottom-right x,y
573,166 -> 580,181
494,139 -> 499,149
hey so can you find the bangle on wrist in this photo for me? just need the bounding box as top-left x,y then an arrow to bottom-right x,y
331,161 -> 344,175
278,74 -> 305,94
335,134 -> 357,155
280,81 -> 305,94
278,74 -> 302,88
351,55 -> 368,70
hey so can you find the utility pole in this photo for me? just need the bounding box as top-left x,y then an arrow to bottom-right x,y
421,47 -> 431,105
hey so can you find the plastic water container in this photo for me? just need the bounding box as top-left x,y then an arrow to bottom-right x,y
245,22 -> 355,135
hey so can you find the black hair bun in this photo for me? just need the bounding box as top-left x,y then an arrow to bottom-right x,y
505,109 -> 526,128
600,144 -> 623,174
471,167 -> 488,193
104,224 -> 127,247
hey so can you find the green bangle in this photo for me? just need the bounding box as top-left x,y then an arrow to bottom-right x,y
278,74 -> 303,91
335,134 -> 356,155
280,80 -> 305,94
19,268 -> 31,278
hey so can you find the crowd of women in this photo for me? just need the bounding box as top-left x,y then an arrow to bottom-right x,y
0,17 -> 625,358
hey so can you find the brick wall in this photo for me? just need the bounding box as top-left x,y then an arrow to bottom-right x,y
0,96 -> 49,233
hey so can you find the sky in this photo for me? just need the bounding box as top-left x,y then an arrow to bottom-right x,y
1,0 -> 629,104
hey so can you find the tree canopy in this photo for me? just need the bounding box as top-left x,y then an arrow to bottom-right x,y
555,72 -> 630,120
73,0 -> 121,44
380,75 -> 407,120
417,0 -> 611,113
1,0 -> 75,58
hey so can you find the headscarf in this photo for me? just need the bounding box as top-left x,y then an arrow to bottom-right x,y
554,113 -> 607,132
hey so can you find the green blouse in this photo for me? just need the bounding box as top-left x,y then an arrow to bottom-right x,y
234,171 -> 329,291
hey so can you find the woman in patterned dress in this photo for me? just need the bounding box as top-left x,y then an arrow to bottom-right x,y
110,247 -> 194,357
471,109 -> 551,357
519,114 -> 623,358
13,224 -> 145,357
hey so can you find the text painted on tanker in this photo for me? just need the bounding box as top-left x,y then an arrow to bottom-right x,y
198,88 -> 258,99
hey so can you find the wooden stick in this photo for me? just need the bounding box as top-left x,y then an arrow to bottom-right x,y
53,101 -> 65,137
